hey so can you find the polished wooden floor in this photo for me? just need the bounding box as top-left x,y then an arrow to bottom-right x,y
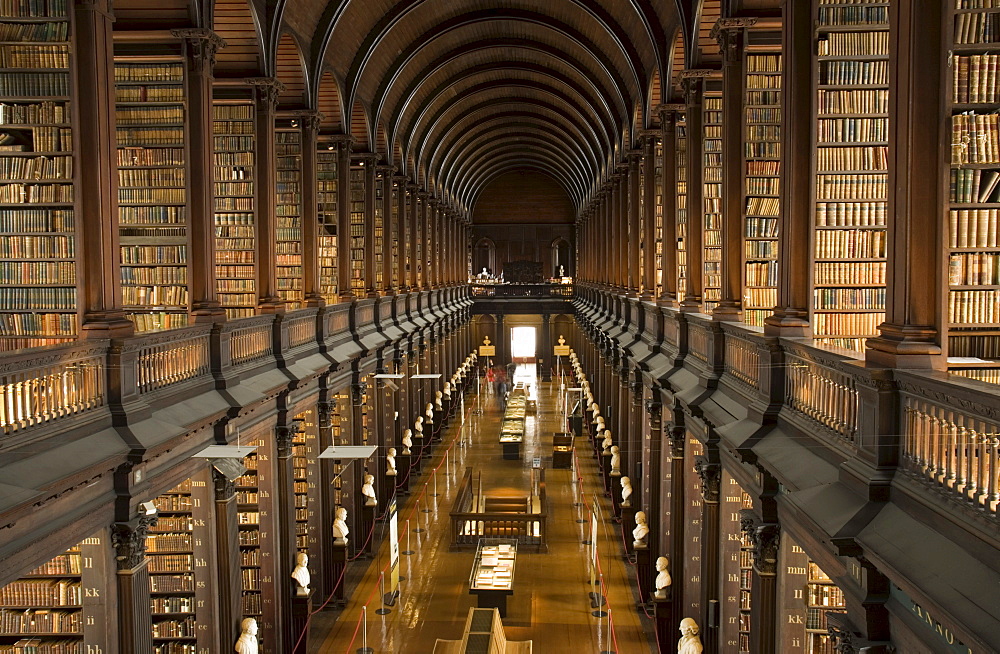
309,368 -> 657,653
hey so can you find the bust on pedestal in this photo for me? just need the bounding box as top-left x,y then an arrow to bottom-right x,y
602,430 -> 613,455
291,552 -> 310,596
332,507 -> 349,544
633,511 -> 649,548
386,448 -> 397,476
655,556 -> 672,599
611,447 -> 622,477
401,429 -> 413,455
362,474 -> 377,506
678,617 -> 703,654
235,617 -> 258,654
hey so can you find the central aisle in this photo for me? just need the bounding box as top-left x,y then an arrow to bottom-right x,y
310,369 -> 657,653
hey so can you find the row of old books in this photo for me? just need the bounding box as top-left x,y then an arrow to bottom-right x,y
816,145 -> 887,172
117,148 -> 184,168
744,240 -> 777,258
743,287 -> 776,308
115,107 -> 184,125
745,262 -> 778,286
147,555 -> 192,574
0,44 -> 68,69
950,168 -> 1000,203
817,89 -> 888,114
0,287 -> 74,309
951,112 -> 1000,164
948,252 -> 1000,284
119,246 -> 185,264
817,31 -> 888,57
949,289 -> 1000,322
817,117 -> 887,142
816,201 -> 887,226
0,155 -> 70,179
954,8 -> 1000,45
116,127 -> 183,146
0,0 -> 68,17
744,217 -> 778,238
953,54 -> 1000,104
113,64 -> 182,83
118,188 -> 184,204
144,534 -> 191,553
818,61 -> 888,86
815,173 -> 887,200
816,4 -> 887,27
814,287 -> 885,310
949,209 -> 1000,246
814,229 -> 886,258
0,581 -> 80,607
813,312 -> 884,337
0,312 -> 73,335
115,85 -> 184,103
0,234 -> 71,256
0,21 -> 68,43
0,609 -> 79,634
121,286 -> 187,307
120,266 -> 186,285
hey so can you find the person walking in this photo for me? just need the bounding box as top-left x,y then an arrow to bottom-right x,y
506,360 -> 516,385
496,368 -> 508,408
485,364 -> 495,395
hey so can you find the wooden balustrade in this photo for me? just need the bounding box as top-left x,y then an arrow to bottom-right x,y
688,321 -> 710,362
286,309 -> 318,349
0,342 -> 107,435
901,393 -> 1000,515
783,346 -> 859,444
229,317 -> 275,368
723,328 -> 761,391
134,326 -> 212,395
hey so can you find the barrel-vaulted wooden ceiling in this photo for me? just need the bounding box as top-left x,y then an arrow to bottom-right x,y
113,0 -> 779,216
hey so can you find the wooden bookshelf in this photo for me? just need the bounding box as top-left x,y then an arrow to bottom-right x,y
805,560 -> 846,654
114,57 -> 189,333
0,533 -> 109,653
236,451 -> 263,622
317,137 -> 339,303
275,120 -> 303,309
389,177 -> 399,290
0,0 -> 78,350
812,0 -> 889,351
738,493 -> 754,653
374,168 -> 385,291
742,52 -> 781,327
676,112 -> 688,302
946,0 -> 1000,380
654,135 -> 664,296
349,162 -> 365,294
292,408 -> 322,573
147,476 -> 215,654
704,91 -> 724,313
213,101 -> 256,319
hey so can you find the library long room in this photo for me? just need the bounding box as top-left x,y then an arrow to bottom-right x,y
0,1 -> 997,653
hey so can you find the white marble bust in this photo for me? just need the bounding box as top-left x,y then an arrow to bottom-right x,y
234,617 -> 258,654
611,447 -> 622,476
402,428 -> 413,454
632,511 -> 649,547
620,475 -> 631,504
362,474 -> 377,506
655,556 -> 672,598
386,447 -> 397,476
291,552 -> 310,595
602,431 -> 613,454
332,507 -> 349,544
414,416 -> 424,436
425,402 -> 434,422
678,617 -> 703,654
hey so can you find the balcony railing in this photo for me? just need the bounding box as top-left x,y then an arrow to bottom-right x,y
470,283 -> 573,298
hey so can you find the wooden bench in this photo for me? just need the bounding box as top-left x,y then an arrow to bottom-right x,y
433,608 -> 532,653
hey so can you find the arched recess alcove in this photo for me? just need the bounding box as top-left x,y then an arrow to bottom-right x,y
471,169 -> 575,280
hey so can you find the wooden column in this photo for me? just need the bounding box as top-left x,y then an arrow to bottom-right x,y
741,513 -> 780,654
355,154 -> 378,297
408,186 -> 420,290
642,399 -> 662,598
867,1 -> 946,369
213,469 -> 241,645
247,78 -> 284,312
337,138 -> 355,301
112,516 -> 157,653
617,169 -> 628,290
681,73 -> 707,312
667,425 -> 687,632
274,423 -> 298,653
604,186 -> 614,287
377,165 -> 395,294
642,135 -> 658,298
427,198 -> 439,288
74,0 -> 133,338
714,23 -> 748,322
659,106 -> 684,307
173,28 -> 227,322
695,459 -> 722,653
395,177 -> 409,291
420,193 -> 432,289
764,0 -> 811,336
301,112 -> 324,306
628,151 -> 642,295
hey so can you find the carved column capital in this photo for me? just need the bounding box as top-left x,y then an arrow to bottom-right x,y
694,459 -> 721,502
667,425 -> 685,457
296,110 -> 323,133
711,18 -> 756,64
213,467 -> 236,500
245,77 -> 284,110
276,421 -> 302,457
171,28 -> 227,72
740,510 -> 780,575
111,515 -> 158,570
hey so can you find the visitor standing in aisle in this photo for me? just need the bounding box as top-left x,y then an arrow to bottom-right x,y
506,360 -> 516,384
485,365 -> 495,395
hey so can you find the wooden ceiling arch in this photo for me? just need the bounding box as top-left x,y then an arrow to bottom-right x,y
449,138 -> 589,203
381,38 -> 629,132
431,116 -> 598,191
445,129 -> 590,190
275,32 -> 307,109
315,69 -> 344,133
464,158 -> 585,209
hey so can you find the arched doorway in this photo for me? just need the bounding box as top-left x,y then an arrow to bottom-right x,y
474,238 -> 497,277
551,237 -> 572,278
